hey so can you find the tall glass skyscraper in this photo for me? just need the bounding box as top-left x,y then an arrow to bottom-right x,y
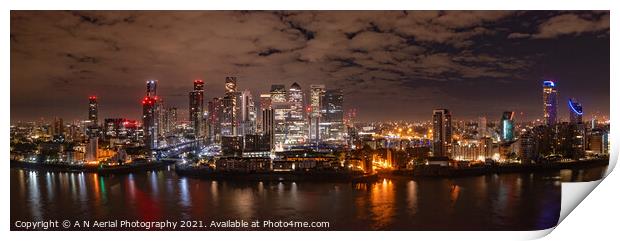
542,80 -> 558,125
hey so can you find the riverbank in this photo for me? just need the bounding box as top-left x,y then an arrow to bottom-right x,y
10,160 -> 169,174
384,158 -> 609,178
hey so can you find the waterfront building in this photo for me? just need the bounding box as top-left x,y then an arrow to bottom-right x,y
243,134 -> 271,157
86,137 -> 98,162
221,135 -> 243,157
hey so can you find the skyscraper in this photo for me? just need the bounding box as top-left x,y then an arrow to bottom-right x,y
309,85 -> 325,144
207,97 -> 223,142
432,109 -> 452,157
189,80 -> 205,137
142,96 -> 157,149
165,107 -> 177,135
257,94 -> 272,134
286,82 -> 306,145
270,84 -> 289,150
542,80 -> 558,125
225,76 -> 237,94
262,107 -> 275,151
143,80 -> 160,149
224,77 -> 239,136
569,98 -> 584,124
321,89 -> 344,142
500,111 -> 515,142
52,117 -> 64,136
88,96 -> 98,126
240,90 -> 256,136
221,95 -> 236,136
146,80 -> 158,97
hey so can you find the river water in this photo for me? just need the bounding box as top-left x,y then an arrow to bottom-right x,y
10,165 -> 607,231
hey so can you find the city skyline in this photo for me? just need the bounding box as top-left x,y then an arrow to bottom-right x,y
11,11 -> 610,122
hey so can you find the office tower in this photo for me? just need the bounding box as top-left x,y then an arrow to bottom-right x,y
208,98 -> 223,141
257,93 -> 272,134
262,107 -> 275,151
88,96 -> 98,126
542,80 -> 558,125
309,85 -> 325,143
270,84 -> 289,150
432,109 -> 452,157
142,96 -> 157,149
189,79 -> 205,137
320,89 -> 345,142
286,82 -> 306,145
86,137 -> 98,162
569,98 -> 584,124
500,111 -> 515,142
240,90 -> 256,136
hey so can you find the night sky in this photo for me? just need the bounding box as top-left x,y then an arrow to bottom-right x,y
10,11 -> 609,123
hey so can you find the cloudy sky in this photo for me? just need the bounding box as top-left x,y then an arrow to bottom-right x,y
10,11 -> 609,123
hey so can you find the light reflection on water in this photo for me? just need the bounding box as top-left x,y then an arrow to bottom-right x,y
10,166 -> 607,230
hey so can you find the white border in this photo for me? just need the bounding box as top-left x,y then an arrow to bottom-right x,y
3,1 -> 617,240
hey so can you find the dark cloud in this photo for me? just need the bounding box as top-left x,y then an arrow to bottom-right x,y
10,11 -> 610,122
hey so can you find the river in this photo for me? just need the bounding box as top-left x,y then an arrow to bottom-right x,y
10,165 -> 607,230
